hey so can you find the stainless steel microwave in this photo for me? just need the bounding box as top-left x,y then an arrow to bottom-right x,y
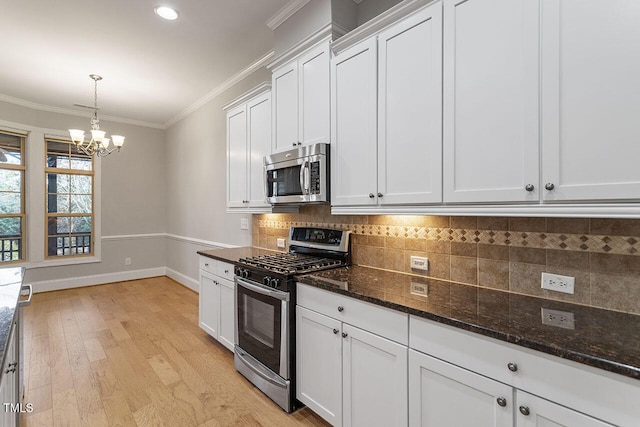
264,143 -> 329,205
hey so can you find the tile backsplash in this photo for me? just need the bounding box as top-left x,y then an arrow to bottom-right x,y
252,206 -> 640,315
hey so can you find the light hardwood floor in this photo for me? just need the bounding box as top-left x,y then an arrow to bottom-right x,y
20,276 -> 330,427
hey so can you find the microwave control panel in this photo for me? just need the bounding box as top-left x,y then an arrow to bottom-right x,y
310,161 -> 320,194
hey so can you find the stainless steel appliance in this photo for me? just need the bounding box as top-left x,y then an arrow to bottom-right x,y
264,143 -> 329,205
234,227 -> 350,412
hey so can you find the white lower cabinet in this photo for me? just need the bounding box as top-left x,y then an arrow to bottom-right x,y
199,256 -> 235,352
516,391 -> 613,427
409,349 -> 513,427
0,320 -> 18,427
296,285 -> 409,427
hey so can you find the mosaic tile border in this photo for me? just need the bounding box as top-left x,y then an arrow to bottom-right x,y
257,220 -> 640,256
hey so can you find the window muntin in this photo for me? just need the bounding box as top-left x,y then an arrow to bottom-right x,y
45,139 -> 94,258
0,130 -> 25,263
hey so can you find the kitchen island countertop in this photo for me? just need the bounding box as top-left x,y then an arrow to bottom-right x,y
297,265 -> 640,381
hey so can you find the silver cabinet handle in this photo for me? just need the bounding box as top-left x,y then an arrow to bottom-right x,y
497,397 -> 507,407
519,406 -> 530,416
525,184 -> 534,192
337,306 -> 344,312
18,284 -> 33,307
369,193 -> 375,198
507,362 -> 518,372
333,329 -> 339,334
342,332 -> 348,338
545,183 -> 555,191
377,192 -> 383,198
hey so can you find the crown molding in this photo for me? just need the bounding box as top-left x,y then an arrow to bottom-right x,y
267,24 -> 333,71
222,82 -> 271,112
266,0 -> 311,30
331,0 -> 435,55
164,50 -> 275,128
0,93 -> 165,129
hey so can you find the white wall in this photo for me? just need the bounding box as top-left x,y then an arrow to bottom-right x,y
0,99 -> 167,290
164,68 -> 272,288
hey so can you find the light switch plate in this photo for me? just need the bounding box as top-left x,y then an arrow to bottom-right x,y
240,218 -> 249,230
277,238 -> 286,248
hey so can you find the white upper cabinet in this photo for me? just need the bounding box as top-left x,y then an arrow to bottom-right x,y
247,92 -> 272,207
443,0 -> 539,204
331,38 -> 378,207
272,41 -> 330,153
225,84 -> 271,212
226,106 -> 248,208
541,0 -> 640,202
378,3 -> 443,205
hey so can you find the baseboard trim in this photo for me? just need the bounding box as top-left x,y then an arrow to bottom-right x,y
30,267 -> 167,293
165,267 -> 199,293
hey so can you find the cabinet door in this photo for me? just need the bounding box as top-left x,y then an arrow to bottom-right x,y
541,0 -> 640,202
343,324 -> 408,427
217,277 -> 235,352
299,42 -> 330,146
331,38 -> 378,206
409,349 -> 513,427
378,3 -> 443,205
443,0 -> 539,203
199,271 -> 220,338
296,306 -> 342,426
272,61 -> 299,152
247,91 -> 271,208
516,391 -> 614,427
227,105 -> 248,208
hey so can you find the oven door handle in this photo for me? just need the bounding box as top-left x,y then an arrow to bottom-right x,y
236,277 -> 289,302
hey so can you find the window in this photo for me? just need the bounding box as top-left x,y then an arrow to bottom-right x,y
0,130 -> 26,263
45,138 -> 94,258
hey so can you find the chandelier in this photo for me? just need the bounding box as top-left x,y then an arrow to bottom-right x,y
68,74 -> 125,157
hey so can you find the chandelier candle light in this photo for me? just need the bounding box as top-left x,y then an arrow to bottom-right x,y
68,74 -> 125,157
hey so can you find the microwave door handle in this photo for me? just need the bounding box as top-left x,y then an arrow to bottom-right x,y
299,161 -> 308,195
304,161 -> 311,195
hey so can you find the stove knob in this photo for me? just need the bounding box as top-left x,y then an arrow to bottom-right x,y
270,278 -> 281,288
263,276 -> 272,286
244,270 -> 251,279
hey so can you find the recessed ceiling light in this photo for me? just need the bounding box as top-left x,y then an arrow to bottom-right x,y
154,6 -> 179,20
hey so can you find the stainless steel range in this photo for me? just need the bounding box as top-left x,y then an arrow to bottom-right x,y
234,227 -> 351,412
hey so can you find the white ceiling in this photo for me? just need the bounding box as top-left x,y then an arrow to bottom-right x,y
0,0 -> 290,128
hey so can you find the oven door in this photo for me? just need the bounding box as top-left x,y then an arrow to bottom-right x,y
265,154 -> 327,204
235,277 -> 289,379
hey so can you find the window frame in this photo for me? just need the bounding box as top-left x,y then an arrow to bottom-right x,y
44,137 -> 95,260
0,129 -> 26,264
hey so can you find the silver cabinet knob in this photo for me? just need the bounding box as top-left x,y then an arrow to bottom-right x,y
292,142 -> 297,147
369,193 -> 375,198
377,192 -> 383,198
525,184 -> 534,192
545,183 -> 555,191
204,263 -> 209,267
496,397 -> 507,407
333,329 -> 339,335
342,332 -> 348,338
507,362 -> 518,372
297,142 -> 302,146
519,406 -> 530,416
337,306 -> 344,312
224,269 -> 229,274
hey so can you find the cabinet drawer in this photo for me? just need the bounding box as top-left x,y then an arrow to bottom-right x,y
216,261 -> 234,281
199,256 -> 217,275
297,283 -> 408,345
409,315 -> 640,427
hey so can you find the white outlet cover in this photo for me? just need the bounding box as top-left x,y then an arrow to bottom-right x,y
276,238 -> 286,248
541,272 -> 575,294
240,218 -> 249,230
410,256 -> 429,271
410,282 -> 428,297
541,307 -> 575,330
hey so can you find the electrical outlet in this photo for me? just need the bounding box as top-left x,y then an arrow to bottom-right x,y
277,238 -> 286,249
410,256 -> 429,271
240,218 -> 249,230
125,257 -> 132,266
410,282 -> 428,297
541,272 -> 575,294
541,307 -> 575,330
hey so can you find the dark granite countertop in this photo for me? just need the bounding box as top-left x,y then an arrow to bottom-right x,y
197,247 -> 282,264
0,267 -> 25,378
297,265 -> 640,380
